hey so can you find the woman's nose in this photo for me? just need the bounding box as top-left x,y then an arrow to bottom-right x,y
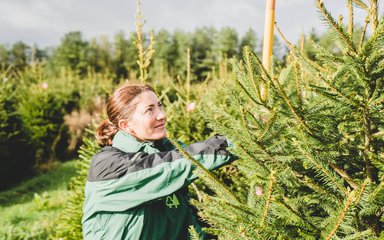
157,109 -> 166,120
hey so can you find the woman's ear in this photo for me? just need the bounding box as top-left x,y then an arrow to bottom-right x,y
118,119 -> 134,134
118,119 -> 129,130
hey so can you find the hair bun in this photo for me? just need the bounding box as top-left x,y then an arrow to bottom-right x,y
96,119 -> 118,146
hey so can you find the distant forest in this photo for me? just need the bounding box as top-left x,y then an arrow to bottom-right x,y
0,27 -> 293,82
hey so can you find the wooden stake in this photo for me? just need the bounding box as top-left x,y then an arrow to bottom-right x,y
261,0 -> 275,101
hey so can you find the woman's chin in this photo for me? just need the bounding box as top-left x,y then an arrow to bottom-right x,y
150,130 -> 167,140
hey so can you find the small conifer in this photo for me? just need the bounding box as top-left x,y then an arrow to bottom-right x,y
195,1 -> 384,239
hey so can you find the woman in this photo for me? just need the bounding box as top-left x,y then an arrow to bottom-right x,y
82,83 -> 236,240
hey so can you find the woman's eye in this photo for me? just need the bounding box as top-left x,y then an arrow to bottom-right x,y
158,103 -> 163,109
146,108 -> 153,113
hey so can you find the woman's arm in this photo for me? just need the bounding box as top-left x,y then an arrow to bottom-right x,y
83,135 -> 236,214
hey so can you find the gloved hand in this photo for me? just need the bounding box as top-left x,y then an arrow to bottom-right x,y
226,138 -> 234,148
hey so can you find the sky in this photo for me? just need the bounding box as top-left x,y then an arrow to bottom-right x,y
0,0 -> 377,48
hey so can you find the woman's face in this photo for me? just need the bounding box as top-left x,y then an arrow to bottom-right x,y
125,91 -> 167,141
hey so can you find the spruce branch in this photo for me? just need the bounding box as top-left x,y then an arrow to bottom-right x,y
145,32 -> 155,68
306,37 -> 343,69
211,199 -> 264,237
219,58 -> 229,81
235,77 -> 264,107
245,109 -> 263,129
352,0 -> 369,10
244,46 -> 261,100
188,226 -> 203,240
239,108 -> 273,148
260,171 -> 275,226
135,0 -> 155,83
257,108 -> 277,142
221,199 -> 261,218
240,140 -> 276,168
362,14 -> 384,53
359,18 -> 370,51
344,230 -> 375,240
365,46 -> 384,71
233,63 -> 264,107
294,139 -> 347,196
275,197 -> 320,233
325,191 -> 356,240
338,14 -> 344,27
370,176 -> 384,201
369,92 -> 384,107
363,112 -> 377,182
186,48 -> 191,103
368,0 -> 379,32
197,197 -> 265,239
217,224 -> 252,240
135,0 -> 144,82
271,76 -> 313,135
293,61 -> 303,109
353,178 -> 369,207
329,162 -> 359,190
300,176 -> 341,204
236,125 -> 278,167
244,46 -> 275,94
236,144 -> 271,174
371,130 -> 384,138
299,33 -> 305,53
284,35 -> 364,108
240,107 -> 253,139
191,182 -> 203,202
330,61 -> 354,85
217,219 -> 263,240
166,134 -> 240,204
316,0 -> 357,54
370,75 -> 384,100
320,73 -> 364,108
275,24 -> 328,77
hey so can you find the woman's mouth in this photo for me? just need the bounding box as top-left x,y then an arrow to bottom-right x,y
155,123 -> 166,129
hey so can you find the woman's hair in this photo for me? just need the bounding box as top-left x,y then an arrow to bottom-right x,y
96,83 -> 155,146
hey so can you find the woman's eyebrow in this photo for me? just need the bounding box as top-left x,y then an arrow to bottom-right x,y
145,101 -> 161,108
145,104 -> 155,108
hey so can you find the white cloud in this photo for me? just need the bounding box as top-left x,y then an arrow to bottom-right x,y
0,0 -> 376,47
0,1 -> 48,29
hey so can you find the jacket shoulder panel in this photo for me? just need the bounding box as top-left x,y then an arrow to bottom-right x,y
87,146 -> 183,182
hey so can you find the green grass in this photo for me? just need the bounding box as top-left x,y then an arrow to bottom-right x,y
0,160 -> 78,240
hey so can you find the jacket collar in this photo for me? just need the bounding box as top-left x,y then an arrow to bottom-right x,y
112,130 -> 159,154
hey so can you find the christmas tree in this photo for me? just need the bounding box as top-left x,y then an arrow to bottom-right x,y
194,1 -> 384,239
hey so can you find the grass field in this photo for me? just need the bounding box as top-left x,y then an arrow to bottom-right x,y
0,160 -> 78,240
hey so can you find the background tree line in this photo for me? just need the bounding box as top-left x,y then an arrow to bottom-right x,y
0,27 -> 287,82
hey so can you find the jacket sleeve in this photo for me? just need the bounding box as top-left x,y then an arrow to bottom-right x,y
83,135 -> 237,215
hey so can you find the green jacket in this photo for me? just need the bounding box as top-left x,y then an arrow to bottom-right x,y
82,131 -> 236,240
